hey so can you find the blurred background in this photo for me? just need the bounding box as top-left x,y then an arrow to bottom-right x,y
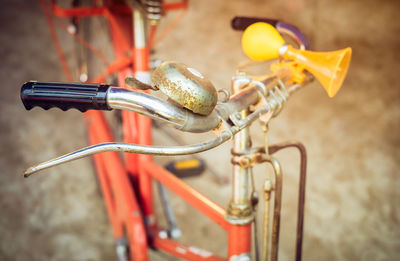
1,0 -> 399,260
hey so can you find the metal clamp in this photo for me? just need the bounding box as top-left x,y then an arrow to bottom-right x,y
231,151 -> 266,168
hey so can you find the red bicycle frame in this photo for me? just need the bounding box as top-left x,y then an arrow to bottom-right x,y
40,1 -> 252,260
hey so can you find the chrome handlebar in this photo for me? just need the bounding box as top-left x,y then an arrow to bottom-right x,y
23,66 -> 310,177
108,66 -> 296,133
106,87 -> 220,133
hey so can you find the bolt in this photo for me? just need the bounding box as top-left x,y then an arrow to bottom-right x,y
239,157 -> 251,168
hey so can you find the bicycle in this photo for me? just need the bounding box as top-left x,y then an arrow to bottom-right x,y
20,1 -> 351,260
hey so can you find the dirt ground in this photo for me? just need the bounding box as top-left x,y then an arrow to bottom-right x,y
1,0 -> 399,260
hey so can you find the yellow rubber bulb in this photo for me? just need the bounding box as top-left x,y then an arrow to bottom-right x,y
241,22 -> 285,61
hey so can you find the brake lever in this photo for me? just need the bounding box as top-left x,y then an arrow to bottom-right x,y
23,131 -> 235,178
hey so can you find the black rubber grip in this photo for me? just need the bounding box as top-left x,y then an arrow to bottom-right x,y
21,81 -> 111,112
231,16 -> 279,31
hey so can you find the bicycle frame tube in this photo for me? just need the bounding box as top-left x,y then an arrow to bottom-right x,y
42,1 -> 252,260
99,3 -> 151,260
86,110 -> 148,260
143,162 -> 252,259
132,7 -> 156,226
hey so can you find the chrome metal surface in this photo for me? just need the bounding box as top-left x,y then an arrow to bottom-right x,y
232,114 -> 250,204
263,156 -> 282,261
23,131 -> 234,177
226,76 -> 254,225
151,62 -> 218,115
153,121 -> 227,185
107,73 -> 297,133
128,0 -> 163,23
142,0 -> 163,22
107,87 -> 220,133
115,238 -> 129,261
157,182 -> 181,239
133,7 -> 146,49
229,253 -> 251,261
250,168 -> 260,261
279,44 -> 289,57
108,87 -> 185,126
24,69 -> 307,177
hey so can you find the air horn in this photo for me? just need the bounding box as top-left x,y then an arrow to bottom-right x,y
241,22 -> 352,97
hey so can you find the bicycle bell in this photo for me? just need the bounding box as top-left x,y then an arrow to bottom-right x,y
151,61 -> 218,116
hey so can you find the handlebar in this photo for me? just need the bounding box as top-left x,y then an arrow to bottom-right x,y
21,65 -> 297,133
231,16 -> 309,49
21,66 -> 308,177
21,81 -> 111,112
231,16 -> 279,30
21,18 -> 351,177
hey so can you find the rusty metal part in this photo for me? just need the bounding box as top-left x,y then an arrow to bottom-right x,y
22,79 -> 306,177
125,76 -> 158,90
232,140 -> 306,261
231,148 -> 284,261
262,180 -> 272,261
141,0 -> 163,22
151,61 -> 218,115
118,69 -> 295,133
231,152 -> 265,168
230,131 -> 307,261
249,167 -> 260,261
225,202 -> 254,225
263,156 -> 282,261
267,141 -> 307,261
226,76 -> 254,225
23,71 -> 309,177
126,0 -> 163,23
217,88 -> 231,102
228,80 -> 285,129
